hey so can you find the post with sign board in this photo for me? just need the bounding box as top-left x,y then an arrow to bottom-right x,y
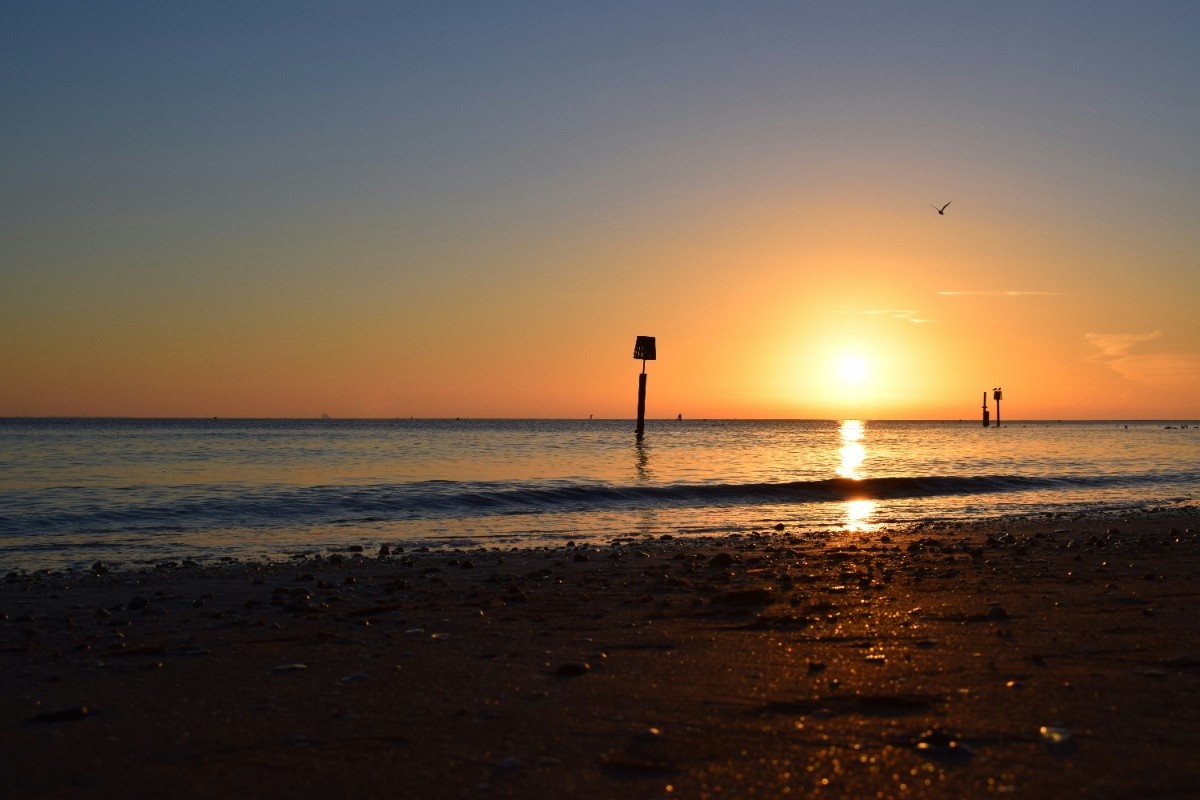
993,387 -> 1003,427
633,336 -> 656,438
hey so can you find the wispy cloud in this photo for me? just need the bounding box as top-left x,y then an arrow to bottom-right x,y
1086,331 -> 1200,387
937,290 -> 1068,297
1085,331 -> 1161,359
837,309 -> 932,323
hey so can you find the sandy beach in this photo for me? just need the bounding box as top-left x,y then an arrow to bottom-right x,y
3,508 -> 1199,799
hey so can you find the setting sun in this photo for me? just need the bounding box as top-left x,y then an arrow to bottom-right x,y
837,356 -> 869,384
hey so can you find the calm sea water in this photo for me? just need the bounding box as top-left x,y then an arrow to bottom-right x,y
1,418 -> 1198,571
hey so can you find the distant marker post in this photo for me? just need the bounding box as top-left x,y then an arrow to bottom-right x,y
633,336 -> 656,438
982,391 -> 990,428
993,387 -> 1003,427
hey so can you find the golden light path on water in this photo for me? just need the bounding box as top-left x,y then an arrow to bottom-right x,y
837,420 -> 877,532
837,420 -> 866,478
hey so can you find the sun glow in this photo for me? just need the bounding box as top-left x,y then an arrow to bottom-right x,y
837,356 -> 869,384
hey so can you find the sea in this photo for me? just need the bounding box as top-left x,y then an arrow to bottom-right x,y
1,418 -> 1198,572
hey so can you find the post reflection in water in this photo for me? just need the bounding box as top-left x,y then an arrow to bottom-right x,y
631,438 -> 657,536
837,420 -> 876,532
633,437 -> 653,482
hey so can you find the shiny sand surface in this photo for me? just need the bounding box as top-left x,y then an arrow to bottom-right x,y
3,509 -> 1199,799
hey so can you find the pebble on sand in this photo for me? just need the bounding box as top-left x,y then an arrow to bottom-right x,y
29,706 -> 89,723
555,662 -> 591,677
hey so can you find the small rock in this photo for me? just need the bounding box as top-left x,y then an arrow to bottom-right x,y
1039,725 -> 1072,745
635,726 -> 663,742
709,553 -> 735,568
29,706 -> 89,723
284,599 -> 318,614
556,662 -> 590,677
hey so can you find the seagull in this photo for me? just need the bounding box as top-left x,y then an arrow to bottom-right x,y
930,201 -> 951,215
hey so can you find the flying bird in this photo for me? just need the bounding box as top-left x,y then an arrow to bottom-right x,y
930,201 -> 951,215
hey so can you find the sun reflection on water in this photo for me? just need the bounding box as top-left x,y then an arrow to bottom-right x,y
844,498 -> 876,531
837,420 -> 876,531
837,419 -> 865,479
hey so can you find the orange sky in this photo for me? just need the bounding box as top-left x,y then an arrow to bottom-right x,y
3,4 -> 1198,419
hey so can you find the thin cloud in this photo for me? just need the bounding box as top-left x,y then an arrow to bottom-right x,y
1084,331 -> 1161,359
1086,331 -> 1200,387
837,309 -> 933,323
937,290 -> 1068,297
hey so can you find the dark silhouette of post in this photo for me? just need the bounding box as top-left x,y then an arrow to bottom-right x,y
633,336 -> 656,438
981,391 -> 990,428
993,387 -> 1003,427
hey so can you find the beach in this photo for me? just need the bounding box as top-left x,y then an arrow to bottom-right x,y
3,507 -> 1199,799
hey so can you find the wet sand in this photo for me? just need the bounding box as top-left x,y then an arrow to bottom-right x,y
3,508 -> 1199,799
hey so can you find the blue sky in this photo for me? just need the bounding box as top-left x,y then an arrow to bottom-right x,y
3,2 -> 1199,417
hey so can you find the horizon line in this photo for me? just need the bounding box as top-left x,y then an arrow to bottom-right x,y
2,415 -> 1196,423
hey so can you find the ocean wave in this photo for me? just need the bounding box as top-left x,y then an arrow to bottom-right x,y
1,472 -> 1180,537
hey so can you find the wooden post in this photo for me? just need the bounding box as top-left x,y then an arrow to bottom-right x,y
632,336 -> 656,438
993,387 -> 1002,427
982,391 -> 990,428
636,371 -> 647,438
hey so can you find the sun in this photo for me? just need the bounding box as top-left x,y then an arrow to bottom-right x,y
837,355 -> 869,384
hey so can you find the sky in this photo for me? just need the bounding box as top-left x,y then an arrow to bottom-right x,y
3,1 -> 1198,420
